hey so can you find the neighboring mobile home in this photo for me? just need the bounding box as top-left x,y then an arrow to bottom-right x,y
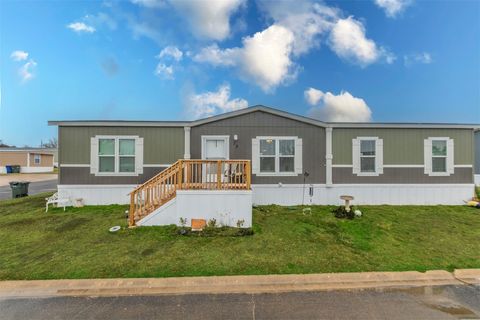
49,106 -> 478,227
0,148 -> 55,173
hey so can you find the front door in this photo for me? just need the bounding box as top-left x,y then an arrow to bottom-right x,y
201,136 -> 229,185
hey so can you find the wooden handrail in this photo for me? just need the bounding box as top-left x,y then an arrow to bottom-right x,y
128,159 -> 251,227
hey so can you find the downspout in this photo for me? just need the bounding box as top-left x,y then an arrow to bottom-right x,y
326,127 -> 333,187
27,152 -> 30,168
184,127 -> 191,159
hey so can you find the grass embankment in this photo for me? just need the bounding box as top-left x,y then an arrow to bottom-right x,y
0,192 -> 479,280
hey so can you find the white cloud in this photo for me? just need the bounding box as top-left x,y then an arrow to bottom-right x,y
374,0 -> 412,18
239,25 -> 296,92
258,0 -> 338,56
403,52 -> 432,66
194,1 -> 393,91
193,44 -> 238,66
169,0 -> 245,40
67,22 -> 96,33
10,50 -> 29,61
306,88 -> 372,122
194,24 -> 296,92
304,87 -> 324,106
18,59 -> 37,83
186,84 -> 248,119
131,0 -> 165,8
328,17 -> 394,66
154,63 -> 174,79
157,46 -> 183,61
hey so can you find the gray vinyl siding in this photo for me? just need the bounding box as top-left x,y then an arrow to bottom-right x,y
58,126 -> 183,185
191,110 -> 326,184
59,167 -> 167,185
333,167 -> 472,184
475,131 -> 480,174
59,126 -> 184,165
333,128 -> 474,165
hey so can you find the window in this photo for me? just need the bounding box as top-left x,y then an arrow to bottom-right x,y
91,136 -> 143,176
34,154 -> 41,165
360,140 -> 376,173
424,137 -> 453,176
431,140 -> 447,173
253,137 -> 302,176
352,137 -> 383,176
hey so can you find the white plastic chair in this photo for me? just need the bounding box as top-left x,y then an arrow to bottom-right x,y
45,192 -> 69,212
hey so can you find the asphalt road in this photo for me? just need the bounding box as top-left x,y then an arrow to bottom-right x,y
1,285 -> 479,320
0,179 -> 57,200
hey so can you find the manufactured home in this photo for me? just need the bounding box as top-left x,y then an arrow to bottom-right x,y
0,148 -> 55,173
49,106 -> 478,227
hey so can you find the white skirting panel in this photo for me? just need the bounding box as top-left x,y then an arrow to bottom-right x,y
252,184 -> 475,205
475,174 -> 480,186
58,185 -> 137,205
138,190 -> 253,227
20,166 -> 54,173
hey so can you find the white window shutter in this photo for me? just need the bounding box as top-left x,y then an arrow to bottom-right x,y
352,139 -> 360,174
251,138 -> 259,174
90,137 -> 98,174
376,139 -> 384,175
294,138 -> 303,174
424,139 -> 432,175
135,137 -> 144,174
447,138 -> 454,174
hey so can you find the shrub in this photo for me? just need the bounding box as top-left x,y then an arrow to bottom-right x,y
332,205 -> 356,219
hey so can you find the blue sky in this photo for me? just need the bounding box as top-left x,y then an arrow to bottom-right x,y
1,0 -> 479,146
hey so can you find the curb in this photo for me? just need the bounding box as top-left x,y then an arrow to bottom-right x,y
453,269 -> 480,285
1,269 -> 474,299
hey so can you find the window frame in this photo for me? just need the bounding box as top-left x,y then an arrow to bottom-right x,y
256,136 -> 297,176
427,137 -> 451,176
354,137 -> 383,177
95,135 -> 139,176
33,154 -> 41,165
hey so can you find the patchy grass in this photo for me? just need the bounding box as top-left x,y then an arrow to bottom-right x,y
0,193 -> 479,280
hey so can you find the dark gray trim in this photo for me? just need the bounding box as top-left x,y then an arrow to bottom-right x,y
49,105 -> 480,129
332,167 -> 473,184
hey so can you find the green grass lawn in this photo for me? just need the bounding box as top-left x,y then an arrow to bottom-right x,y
1,192 -> 479,280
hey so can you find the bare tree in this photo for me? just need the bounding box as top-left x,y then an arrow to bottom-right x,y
41,137 -> 58,148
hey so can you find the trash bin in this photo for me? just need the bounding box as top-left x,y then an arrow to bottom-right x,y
11,165 -> 21,173
5,165 -> 12,174
9,181 -> 30,198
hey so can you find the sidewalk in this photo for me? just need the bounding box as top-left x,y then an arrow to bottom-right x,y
1,269 -> 479,299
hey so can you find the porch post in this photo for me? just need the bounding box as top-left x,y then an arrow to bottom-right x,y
184,127 -> 191,159
326,127 -> 333,187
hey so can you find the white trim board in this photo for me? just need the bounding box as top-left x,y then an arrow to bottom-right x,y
60,164 -> 172,168
333,164 -> 472,168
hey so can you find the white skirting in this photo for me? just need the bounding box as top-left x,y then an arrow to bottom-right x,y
58,185 -> 137,205
475,174 -> 480,186
138,190 -> 253,227
252,183 -> 475,205
20,166 -> 54,173
58,183 -> 475,207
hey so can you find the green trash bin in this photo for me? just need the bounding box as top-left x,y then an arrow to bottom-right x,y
11,165 -> 21,173
9,181 -> 30,198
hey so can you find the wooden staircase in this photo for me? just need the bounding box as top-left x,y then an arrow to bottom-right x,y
129,159 -> 251,226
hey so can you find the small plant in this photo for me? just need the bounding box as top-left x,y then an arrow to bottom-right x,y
332,205 -> 356,219
236,219 -> 245,228
207,218 -> 217,228
179,217 -> 187,227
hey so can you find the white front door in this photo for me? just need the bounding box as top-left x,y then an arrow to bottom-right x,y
201,136 -> 229,160
201,136 -> 229,184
